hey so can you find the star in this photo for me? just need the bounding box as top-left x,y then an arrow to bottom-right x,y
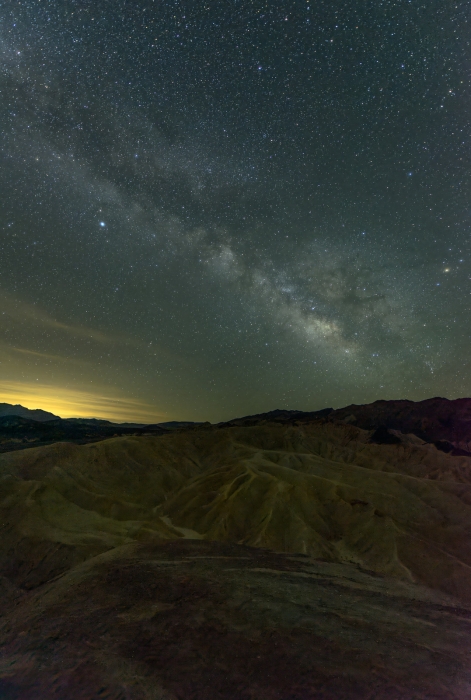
0,0 -> 467,421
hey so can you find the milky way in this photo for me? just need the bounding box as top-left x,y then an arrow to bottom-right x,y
0,1 -> 470,421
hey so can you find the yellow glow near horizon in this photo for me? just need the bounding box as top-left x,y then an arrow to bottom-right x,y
0,381 -> 167,423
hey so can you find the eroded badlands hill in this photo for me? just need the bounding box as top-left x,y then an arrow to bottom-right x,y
330,397 -> 471,453
1,421 -> 471,698
222,397 -> 471,455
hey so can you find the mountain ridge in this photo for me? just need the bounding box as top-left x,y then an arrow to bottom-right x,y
0,402 -> 59,422
221,396 -> 471,455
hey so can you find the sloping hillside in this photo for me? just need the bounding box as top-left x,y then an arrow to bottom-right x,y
1,538 -> 470,700
1,421 -> 471,698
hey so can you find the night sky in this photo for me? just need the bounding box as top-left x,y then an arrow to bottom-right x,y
0,0 -> 470,422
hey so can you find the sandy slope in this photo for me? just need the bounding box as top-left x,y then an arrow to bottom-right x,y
1,422 -> 471,600
1,422 -> 471,698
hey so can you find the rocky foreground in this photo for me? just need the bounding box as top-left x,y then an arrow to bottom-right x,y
1,420 -> 471,698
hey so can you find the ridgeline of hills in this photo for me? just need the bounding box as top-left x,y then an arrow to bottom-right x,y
221,396 -> 471,456
1,397 -> 471,697
2,397 -> 471,456
0,402 -> 59,422
0,403 -> 204,453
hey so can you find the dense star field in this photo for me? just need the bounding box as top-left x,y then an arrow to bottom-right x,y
0,0 -> 469,422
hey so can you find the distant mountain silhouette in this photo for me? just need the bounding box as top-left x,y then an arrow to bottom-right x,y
222,397 -> 471,455
328,397 -> 471,454
0,404 -> 147,427
0,402 -> 59,422
4,396 -> 471,457
0,414 -> 168,453
155,421 -> 206,430
59,417 -> 146,428
220,407 -> 333,427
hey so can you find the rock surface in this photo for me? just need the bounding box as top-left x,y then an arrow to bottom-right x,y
1,539 -> 470,700
1,421 -> 471,697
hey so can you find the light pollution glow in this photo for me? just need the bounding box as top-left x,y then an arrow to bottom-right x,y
0,381 -> 167,423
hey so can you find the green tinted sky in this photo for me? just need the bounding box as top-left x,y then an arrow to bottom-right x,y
0,1 -> 469,421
